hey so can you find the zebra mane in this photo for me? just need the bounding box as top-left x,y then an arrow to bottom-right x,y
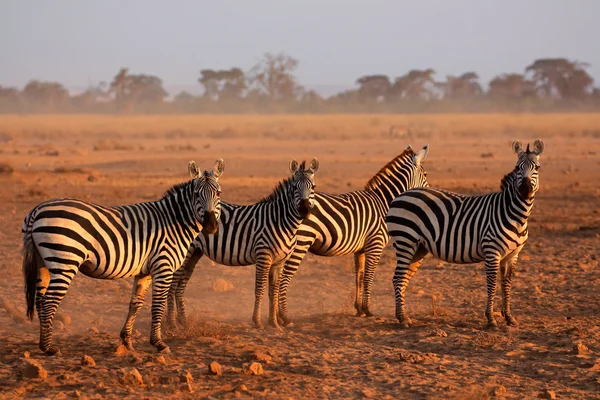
162,179 -> 193,199
364,148 -> 415,190
500,166 -> 519,191
258,177 -> 294,204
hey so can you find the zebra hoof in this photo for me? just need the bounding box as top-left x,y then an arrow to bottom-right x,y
364,310 -> 375,318
355,310 -> 365,317
253,322 -> 264,329
484,321 -> 498,330
43,345 -> 61,356
398,321 -> 410,329
158,346 -> 171,353
505,315 -> 519,327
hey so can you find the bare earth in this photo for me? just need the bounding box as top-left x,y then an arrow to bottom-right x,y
0,115 -> 599,399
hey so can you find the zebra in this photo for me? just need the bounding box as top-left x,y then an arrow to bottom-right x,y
276,144 -> 430,326
386,140 -> 544,329
21,159 -> 225,355
167,158 -> 319,331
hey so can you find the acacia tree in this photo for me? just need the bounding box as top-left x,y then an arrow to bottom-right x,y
526,58 -> 594,99
389,69 -> 437,100
488,73 -> 536,99
355,75 -> 391,101
21,80 -> 70,111
438,72 -> 482,99
198,68 -> 246,101
248,52 -> 302,101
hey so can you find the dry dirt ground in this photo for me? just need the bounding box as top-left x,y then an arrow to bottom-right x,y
0,115 -> 599,399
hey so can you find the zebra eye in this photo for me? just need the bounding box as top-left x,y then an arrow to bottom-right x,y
216,190 -> 222,196
534,165 -> 540,171
312,184 -> 316,189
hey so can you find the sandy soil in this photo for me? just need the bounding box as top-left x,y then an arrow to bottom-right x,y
0,115 -> 599,399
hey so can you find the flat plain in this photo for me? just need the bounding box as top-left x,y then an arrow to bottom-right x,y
0,114 -> 599,399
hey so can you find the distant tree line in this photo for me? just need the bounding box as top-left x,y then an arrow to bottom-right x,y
1,53 -> 599,113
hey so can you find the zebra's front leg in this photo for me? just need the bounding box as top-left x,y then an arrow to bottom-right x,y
501,251 -> 520,327
252,252 -> 272,329
120,274 -> 151,350
361,245 -> 384,317
268,261 -> 284,331
37,266 -> 77,356
392,242 -> 425,328
149,270 -> 173,352
278,239 -> 313,327
484,255 -> 501,329
354,252 -> 366,316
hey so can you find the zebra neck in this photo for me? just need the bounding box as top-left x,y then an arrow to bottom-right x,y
365,173 -> 409,208
158,184 -> 202,237
504,184 -> 535,225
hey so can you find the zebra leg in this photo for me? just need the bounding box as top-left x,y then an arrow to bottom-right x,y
120,274 -> 151,350
37,264 -> 77,356
278,237 -> 315,326
268,261 -> 284,331
361,244 -> 385,317
484,255 -> 501,329
354,252 -> 366,316
501,251 -> 520,327
392,242 -> 426,328
149,270 -> 173,352
166,268 -> 181,329
174,249 -> 202,327
253,252 -> 273,329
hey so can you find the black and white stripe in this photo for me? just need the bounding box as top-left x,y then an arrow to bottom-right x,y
274,145 -> 430,325
167,158 -> 319,331
386,140 -> 544,329
21,159 -> 225,355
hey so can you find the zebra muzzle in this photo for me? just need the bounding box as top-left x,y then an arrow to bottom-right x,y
202,211 -> 218,234
518,178 -> 534,199
298,199 -> 312,218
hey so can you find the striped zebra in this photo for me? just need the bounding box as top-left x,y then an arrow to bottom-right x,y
276,145 -> 430,326
167,158 -> 319,331
21,159 -> 225,355
386,140 -> 544,329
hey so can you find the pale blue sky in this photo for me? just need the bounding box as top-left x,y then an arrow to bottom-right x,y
1,0 -> 598,95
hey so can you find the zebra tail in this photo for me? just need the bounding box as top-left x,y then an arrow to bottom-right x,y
22,233 -> 37,321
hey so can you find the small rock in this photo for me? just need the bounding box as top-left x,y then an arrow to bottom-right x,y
81,354 -> 96,367
56,312 -> 71,326
182,382 -> 194,393
237,384 -> 248,392
118,367 -> 144,385
46,150 -> 59,157
489,385 -> 506,396
23,351 -> 30,359
88,327 -> 99,334
574,342 -> 589,355
252,350 -> 272,363
180,370 -> 194,384
155,355 -> 166,365
480,152 -> 494,159
159,376 -> 178,384
538,389 -> 556,399
87,175 -> 97,182
54,392 -> 68,399
212,278 -> 234,292
208,361 -> 222,376
243,362 -> 264,376
22,360 -> 47,379
115,345 -> 128,356
93,317 -> 102,325
55,321 -> 65,331
73,390 -> 82,398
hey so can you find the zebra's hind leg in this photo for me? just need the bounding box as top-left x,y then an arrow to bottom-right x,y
37,265 -> 77,356
483,253 -> 502,330
149,270 -> 173,352
252,252 -> 273,329
268,261 -> 284,331
354,252 -> 366,316
120,274 -> 151,350
501,250 -> 520,327
361,240 -> 386,317
392,242 -> 427,329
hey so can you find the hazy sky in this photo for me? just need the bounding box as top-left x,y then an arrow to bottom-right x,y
1,0 -> 598,94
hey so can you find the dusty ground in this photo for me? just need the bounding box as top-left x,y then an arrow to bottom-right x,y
0,115 -> 599,399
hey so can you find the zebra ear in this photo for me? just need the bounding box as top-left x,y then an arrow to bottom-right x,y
309,157 -> 319,173
289,159 -> 299,174
532,139 -> 544,156
414,144 -> 429,164
405,144 -> 413,151
213,158 -> 225,178
512,140 -> 523,155
188,161 -> 201,178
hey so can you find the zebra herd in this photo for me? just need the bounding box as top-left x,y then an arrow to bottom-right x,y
21,140 -> 544,355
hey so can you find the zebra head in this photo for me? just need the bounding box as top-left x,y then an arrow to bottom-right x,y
188,159 -> 225,234
289,157 -> 319,218
406,144 -> 430,188
512,140 -> 544,200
